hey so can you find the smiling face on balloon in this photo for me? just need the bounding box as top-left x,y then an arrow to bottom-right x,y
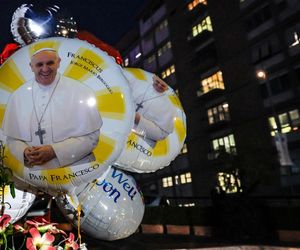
152,75 -> 168,93
30,50 -> 61,85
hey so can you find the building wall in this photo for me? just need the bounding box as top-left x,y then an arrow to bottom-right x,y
115,0 -> 300,203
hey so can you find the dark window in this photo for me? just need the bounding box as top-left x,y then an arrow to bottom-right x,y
260,74 -> 290,98
252,37 -> 280,63
276,0 -> 288,11
270,74 -> 290,95
296,68 -> 300,85
207,102 -> 230,125
246,5 -> 272,31
260,83 -> 269,98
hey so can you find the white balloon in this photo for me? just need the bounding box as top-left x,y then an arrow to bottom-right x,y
55,166 -> 145,241
115,68 -> 187,173
0,37 -> 134,196
0,185 -> 36,223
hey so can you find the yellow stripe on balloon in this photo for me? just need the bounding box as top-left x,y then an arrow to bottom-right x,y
0,104 -> 6,127
96,87 -> 125,120
168,95 -> 184,111
63,48 -> 107,82
152,138 -> 169,156
0,59 -> 26,92
4,147 -> 24,178
29,41 -> 61,57
41,168 -> 73,185
174,117 -> 186,143
125,68 -> 147,81
93,134 -> 116,164
126,132 -> 138,150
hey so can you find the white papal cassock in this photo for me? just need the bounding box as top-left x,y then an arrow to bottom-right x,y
124,71 -> 175,147
2,74 -> 102,170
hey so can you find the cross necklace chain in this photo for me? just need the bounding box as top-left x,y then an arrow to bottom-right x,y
32,77 -> 60,144
135,85 -> 166,112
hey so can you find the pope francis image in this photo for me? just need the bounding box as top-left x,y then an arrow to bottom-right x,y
124,71 -> 175,148
2,48 -> 102,170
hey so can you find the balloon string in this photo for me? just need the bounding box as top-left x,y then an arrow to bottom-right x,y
77,203 -> 82,246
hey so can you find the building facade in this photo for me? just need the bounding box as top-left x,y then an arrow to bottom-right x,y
115,0 -> 300,205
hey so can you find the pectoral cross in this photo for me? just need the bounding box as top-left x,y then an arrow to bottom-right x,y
136,102 -> 143,112
35,124 -> 46,144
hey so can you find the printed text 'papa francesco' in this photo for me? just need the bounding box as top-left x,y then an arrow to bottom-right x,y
28,164 -> 100,182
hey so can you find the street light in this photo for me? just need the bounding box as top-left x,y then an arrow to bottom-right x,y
256,69 -> 293,174
256,69 -> 267,80
256,69 -> 281,133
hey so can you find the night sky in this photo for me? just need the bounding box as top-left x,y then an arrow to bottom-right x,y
0,0 -> 148,51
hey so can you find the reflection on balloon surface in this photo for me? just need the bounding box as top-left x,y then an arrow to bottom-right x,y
56,166 -> 144,241
11,4 -> 77,46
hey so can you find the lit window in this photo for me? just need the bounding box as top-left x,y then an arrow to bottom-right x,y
158,41 -> 172,57
192,16 -> 213,37
161,64 -> 175,79
156,19 -> 168,32
130,45 -> 141,63
166,68 -> 171,76
162,176 -> 173,187
182,203 -> 195,207
269,117 -> 277,131
180,172 -> 192,184
290,110 -> 300,127
187,0 -> 207,11
207,102 -> 230,124
201,71 -> 225,94
279,113 -> 290,133
217,170 -> 242,194
175,175 -> 179,185
147,55 -> 156,64
212,134 -> 236,155
166,41 -> 171,49
135,52 -> 142,59
268,109 -> 300,136
171,65 -> 175,73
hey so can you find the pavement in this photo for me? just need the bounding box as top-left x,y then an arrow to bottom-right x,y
79,233 -> 300,250
27,199 -> 300,250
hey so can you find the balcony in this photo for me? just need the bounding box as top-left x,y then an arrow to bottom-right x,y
247,19 -> 275,41
206,120 -> 231,133
188,29 -> 213,45
207,148 -> 238,173
263,90 -> 294,108
197,87 -> 225,101
207,147 -> 237,161
190,50 -> 217,73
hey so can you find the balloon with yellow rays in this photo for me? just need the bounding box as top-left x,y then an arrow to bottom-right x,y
0,37 -> 134,197
0,185 -> 36,223
115,68 -> 186,173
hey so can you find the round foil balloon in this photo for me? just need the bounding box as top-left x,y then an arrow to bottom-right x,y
115,68 -> 186,173
55,166 -> 145,241
0,37 -> 134,197
0,185 -> 36,223
11,4 -> 77,46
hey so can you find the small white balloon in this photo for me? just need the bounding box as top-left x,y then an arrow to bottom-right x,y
0,185 -> 36,223
56,166 -> 145,241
